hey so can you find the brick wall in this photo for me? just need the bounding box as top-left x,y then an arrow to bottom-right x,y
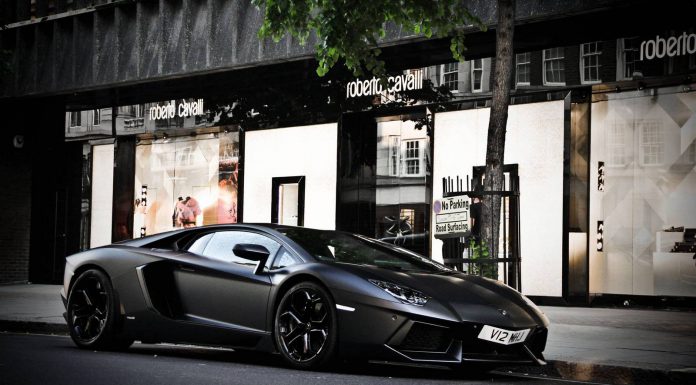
565,45 -> 581,86
600,39 -> 617,83
530,51 -> 543,86
0,102 -> 32,283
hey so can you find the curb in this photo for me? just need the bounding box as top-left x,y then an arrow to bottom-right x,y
498,360 -> 696,385
1,321 -> 694,385
0,320 -> 68,335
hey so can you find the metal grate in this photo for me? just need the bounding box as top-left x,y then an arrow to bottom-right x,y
398,323 -> 451,352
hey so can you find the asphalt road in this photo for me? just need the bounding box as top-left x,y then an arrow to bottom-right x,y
0,333 -> 585,385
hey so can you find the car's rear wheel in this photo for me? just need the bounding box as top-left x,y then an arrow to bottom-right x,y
274,282 -> 337,369
67,269 -> 133,350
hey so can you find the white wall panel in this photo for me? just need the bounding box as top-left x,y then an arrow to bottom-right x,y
90,143 -> 114,248
432,101 -> 565,297
243,124 -> 337,230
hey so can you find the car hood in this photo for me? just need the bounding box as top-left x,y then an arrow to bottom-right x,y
334,263 -> 548,329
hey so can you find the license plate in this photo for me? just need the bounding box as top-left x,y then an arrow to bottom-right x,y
477,325 -> 530,345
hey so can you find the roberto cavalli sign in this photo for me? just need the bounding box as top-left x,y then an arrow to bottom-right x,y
434,196 -> 469,236
149,99 -> 205,121
640,31 -> 696,61
346,71 -> 424,99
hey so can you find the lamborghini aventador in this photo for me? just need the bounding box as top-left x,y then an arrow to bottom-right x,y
61,224 -> 548,369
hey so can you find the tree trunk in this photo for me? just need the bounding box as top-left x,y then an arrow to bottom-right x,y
481,0 -> 515,276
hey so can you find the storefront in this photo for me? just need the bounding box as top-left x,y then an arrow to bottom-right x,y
63,31 -> 696,304
590,85 -> 696,298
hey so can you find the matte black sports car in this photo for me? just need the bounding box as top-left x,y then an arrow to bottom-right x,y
61,224 -> 548,369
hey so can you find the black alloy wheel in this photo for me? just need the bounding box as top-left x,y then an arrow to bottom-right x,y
274,282 -> 337,369
67,269 -> 132,350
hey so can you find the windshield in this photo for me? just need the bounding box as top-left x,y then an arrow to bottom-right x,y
278,228 -> 451,273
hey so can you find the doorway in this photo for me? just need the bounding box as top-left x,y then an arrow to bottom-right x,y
271,176 -> 305,226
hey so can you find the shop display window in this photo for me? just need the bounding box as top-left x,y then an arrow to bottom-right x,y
133,128 -> 240,237
591,86 -> 696,296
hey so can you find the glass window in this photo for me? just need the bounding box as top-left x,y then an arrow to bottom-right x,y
93,109 -> 101,126
515,52 -> 530,86
176,146 -> 194,166
279,227 -> 449,273
591,86 -> 696,297
389,136 -> 400,176
471,59 -> 483,92
400,208 -> 415,230
188,233 -> 214,255
638,120 -> 664,166
618,37 -> 639,80
375,119 -> 431,257
199,231 -> 280,266
403,140 -> 421,176
70,112 -> 81,127
134,129 -> 240,237
607,123 -> 627,166
581,42 -> 602,84
441,63 -> 459,92
543,47 -> 565,85
271,248 -> 301,269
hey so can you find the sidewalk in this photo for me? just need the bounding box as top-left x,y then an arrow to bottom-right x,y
1,283 -> 695,384
524,306 -> 696,384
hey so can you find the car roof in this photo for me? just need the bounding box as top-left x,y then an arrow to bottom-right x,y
114,223 -> 312,249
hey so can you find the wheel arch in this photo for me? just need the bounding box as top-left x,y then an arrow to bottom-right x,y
68,263 -> 127,334
268,273 -> 335,333
68,263 -> 109,294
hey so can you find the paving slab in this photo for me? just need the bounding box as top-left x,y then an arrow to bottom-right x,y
0,284 -> 65,325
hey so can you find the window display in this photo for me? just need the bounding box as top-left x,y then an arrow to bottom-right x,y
133,128 -> 240,237
590,85 -> 696,296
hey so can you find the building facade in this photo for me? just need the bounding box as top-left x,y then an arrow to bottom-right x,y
1,0 -> 695,306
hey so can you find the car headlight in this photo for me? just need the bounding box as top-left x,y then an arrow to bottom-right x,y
368,279 -> 429,306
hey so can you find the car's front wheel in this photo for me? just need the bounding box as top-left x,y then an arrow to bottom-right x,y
66,269 -> 133,350
274,282 -> 337,369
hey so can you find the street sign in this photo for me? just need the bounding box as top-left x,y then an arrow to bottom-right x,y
434,196 -> 470,237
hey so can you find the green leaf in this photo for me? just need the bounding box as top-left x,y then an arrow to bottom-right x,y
252,0 -> 486,77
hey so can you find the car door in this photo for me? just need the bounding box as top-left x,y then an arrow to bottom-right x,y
173,230 -> 280,333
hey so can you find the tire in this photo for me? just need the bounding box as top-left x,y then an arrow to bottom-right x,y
274,282 -> 338,369
66,269 -> 133,350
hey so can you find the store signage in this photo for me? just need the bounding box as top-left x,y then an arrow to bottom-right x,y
434,196 -> 469,236
640,32 -> 696,61
597,221 -> 604,252
598,161 -> 605,192
148,99 -> 205,121
346,71 -> 424,99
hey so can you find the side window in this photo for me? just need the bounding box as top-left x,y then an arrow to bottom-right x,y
187,233 -> 214,255
199,231 -> 281,267
271,248 -> 302,270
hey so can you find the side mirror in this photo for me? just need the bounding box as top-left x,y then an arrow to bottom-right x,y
233,243 -> 270,274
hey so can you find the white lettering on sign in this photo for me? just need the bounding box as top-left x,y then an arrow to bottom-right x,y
148,99 -> 205,121
346,71 -> 424,99
640,32 -> 696,61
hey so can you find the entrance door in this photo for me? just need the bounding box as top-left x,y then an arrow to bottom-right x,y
271,176 -> 305,226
